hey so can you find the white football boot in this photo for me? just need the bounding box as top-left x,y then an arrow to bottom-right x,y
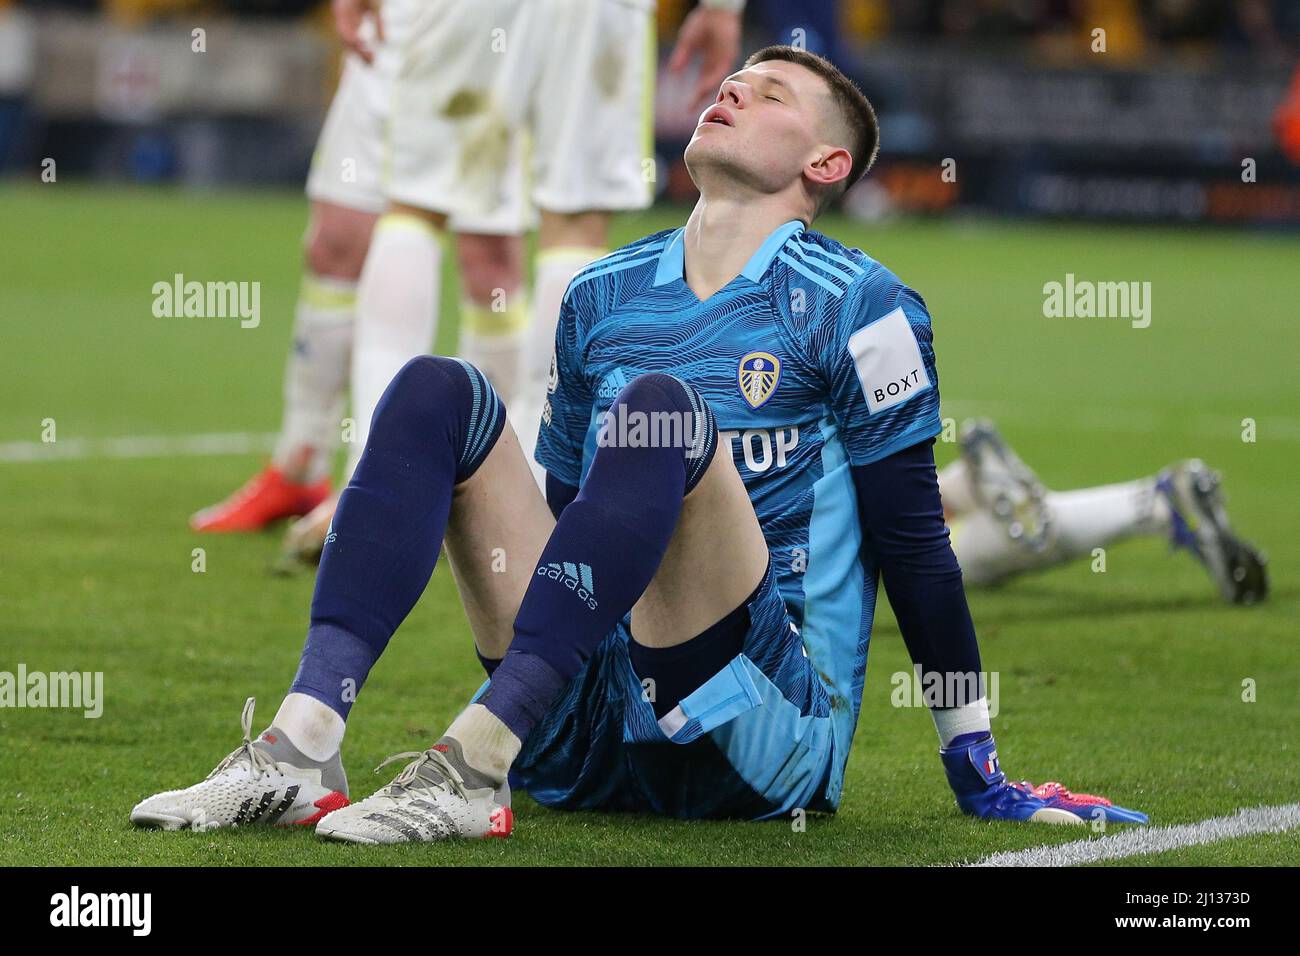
316,739 -> 512,844
1156,460 -> 1269,605
959,419 -> 1053,552
130,697 -> 349,831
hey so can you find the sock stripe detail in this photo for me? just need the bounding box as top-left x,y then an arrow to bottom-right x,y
453,359 -> 506,482
677,379 -> 717,492
375,212 -> 441,238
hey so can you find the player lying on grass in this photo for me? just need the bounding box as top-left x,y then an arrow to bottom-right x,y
132,47 -> 1148,839
944,421 -> 1268,603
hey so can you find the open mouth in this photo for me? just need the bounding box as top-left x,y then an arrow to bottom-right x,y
701,106 -> 734,128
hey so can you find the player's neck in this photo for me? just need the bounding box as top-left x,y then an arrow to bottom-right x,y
682,194 -> 806,301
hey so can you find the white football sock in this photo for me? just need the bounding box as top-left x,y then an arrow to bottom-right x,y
527,248 -> 604,392
932,696 -> 991,748
936,458 -> 977,517
444,703 -> 520,785
458,292 -> 529,407
271,273 -> 356,484
514,247 -> 604,482
272,692 -> 346,763
1048,478 -> 1169,554
949,512 -> 1031,585
347,212 -> 442,478
951,476 -> 1168,585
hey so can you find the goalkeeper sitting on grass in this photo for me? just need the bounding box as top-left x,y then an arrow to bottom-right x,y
132,46 -> 1147,840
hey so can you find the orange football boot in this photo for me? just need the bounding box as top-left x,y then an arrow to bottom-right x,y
190,465 -> 331,532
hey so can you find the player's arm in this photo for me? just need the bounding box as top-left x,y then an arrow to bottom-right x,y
826,283 -> 1147,825
332,0 -> 384,64
535,286 -> 592,520
667,1 -> 746,109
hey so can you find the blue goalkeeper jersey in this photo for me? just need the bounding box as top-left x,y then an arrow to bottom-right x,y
535,219 -> 943,792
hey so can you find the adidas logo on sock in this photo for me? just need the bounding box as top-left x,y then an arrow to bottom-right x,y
538,561 -> 598,610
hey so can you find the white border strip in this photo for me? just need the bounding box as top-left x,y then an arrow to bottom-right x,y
968,803 -> 1300,867
0,432 -> 277,463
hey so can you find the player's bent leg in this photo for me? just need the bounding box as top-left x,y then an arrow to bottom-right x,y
320,371 -> 725,842
631,432 -> 769,650
136,356 -> 508,833
507,375 -> 831,821
190,200 -> 375,534
444,419 -> 556,664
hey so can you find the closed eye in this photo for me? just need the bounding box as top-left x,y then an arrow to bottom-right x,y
765,95 -> 782,103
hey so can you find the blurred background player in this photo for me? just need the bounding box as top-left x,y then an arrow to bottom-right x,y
190,0 -> 746,570
189,0 -> 534,548
504,0 -> 745,478
942,420 -> 1269,604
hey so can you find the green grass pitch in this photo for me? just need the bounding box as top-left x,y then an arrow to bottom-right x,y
0,183 -> 1296,866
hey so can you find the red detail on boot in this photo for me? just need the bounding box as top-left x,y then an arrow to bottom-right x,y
486,805 -> 513,838
295,791 -> 350,826
190,466 -> 330,533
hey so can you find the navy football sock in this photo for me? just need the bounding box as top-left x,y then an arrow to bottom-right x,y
290,356 -> 504,719
483,373 -> 718,741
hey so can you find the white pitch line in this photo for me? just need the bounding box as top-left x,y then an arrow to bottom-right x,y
968,803 -> 1300,867
0,432 -> 277,463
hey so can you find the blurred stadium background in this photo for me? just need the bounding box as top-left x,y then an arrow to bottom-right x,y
1,1 -> 1297,866
3,0 -> 1299,220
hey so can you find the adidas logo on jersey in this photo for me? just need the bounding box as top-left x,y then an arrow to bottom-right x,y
538,561 -> 598,610
596,367 -> 631,401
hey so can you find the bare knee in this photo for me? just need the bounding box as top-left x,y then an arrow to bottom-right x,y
304,202 -> 378,279
456,233 -> 525,304
538,209 -> 609,250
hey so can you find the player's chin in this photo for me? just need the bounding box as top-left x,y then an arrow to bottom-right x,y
684,135 -> 729,169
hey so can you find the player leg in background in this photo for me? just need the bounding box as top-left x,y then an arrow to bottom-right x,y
317,373 -> 784,843
947,420 -> 1268,604
278,0 -> 536,565
510,0 -> 658,477
189,200 -> 374,533
131,355 -> 550,831
511,211 -> 610,483
276,218 -> 528,570
456,230 -> 530,408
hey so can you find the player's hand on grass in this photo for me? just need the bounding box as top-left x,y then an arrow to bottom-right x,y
667,6 -> 743,110
333,0 -> 385,65
940,734 -> 1149,825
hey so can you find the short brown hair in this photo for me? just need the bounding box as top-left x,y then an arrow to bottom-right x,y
743,45 -> 879,214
